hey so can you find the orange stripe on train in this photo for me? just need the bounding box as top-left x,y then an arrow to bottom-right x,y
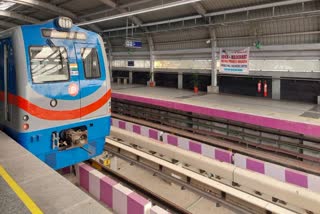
0,90 -> 111,120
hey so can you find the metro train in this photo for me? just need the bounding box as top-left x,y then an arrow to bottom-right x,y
0,17 -> 111,169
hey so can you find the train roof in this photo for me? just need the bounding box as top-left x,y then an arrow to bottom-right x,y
0,17 -> 97,40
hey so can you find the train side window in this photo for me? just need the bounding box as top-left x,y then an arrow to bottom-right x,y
29,46 -> 69,83
80,48 -> 101,79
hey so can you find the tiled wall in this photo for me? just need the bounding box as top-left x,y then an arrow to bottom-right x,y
76,163 -> 170,214
111,118 -> 320,193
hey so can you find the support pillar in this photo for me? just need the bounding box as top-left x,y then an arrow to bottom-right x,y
147,54 -> 156,86
147,35 -> 156,87
129,71 -> 133,84
150,55 -> 155,82
109,55 -> 113,82
106,39 -> 113,83
110,156 -> 118,171
207,27 -> 219,94
272,78 -> 281,100
178,73 -> 183,89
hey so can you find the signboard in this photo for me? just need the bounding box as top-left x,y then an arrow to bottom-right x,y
219,48 -> 250,74
125,39 -> 142,48
128,60 -> 134,67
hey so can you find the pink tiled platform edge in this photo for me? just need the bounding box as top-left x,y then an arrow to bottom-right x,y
112,118 -> 320,193
112,92 -> 320,138
234,154 -> 320,192
151,206 -> 171,214
76,163 -> 155,214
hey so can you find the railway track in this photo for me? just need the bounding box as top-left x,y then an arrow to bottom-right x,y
103,133 -> 304,214
112,98 -> 320,175
87,158 -> 191,214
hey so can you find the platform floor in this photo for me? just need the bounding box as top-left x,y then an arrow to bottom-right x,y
112,84 -> 320,137
0,131 -> 111,214
0,177 -> 29,214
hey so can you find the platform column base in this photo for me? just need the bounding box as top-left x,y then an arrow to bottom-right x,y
129,71 -> 133,84
207,85 -> 219,94
147,81 -> 156,87
317,96 -> 320,105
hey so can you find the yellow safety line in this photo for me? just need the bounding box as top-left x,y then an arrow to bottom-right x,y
0,165 -> 43,214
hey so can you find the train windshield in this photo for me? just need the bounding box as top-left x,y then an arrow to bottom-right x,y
81,48 -> 101,79
29,46 -> 69,83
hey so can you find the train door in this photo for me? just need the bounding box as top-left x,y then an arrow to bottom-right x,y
0,40 -> 12,124
74,43 -> 107,119
0,41 -> 5,123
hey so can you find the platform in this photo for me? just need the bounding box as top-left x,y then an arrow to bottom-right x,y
0,131 -> 111,214
112,84 -> 320,138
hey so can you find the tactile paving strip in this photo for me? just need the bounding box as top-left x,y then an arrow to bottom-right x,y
0,177 -> 30,214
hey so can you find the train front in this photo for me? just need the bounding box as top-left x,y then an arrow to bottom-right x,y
15,17 -> 111,169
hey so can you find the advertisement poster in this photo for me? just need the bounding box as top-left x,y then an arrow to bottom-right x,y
219,48 -> 250,74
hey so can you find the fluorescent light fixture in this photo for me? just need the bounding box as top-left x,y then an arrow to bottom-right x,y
77,0 -> 201,26
0,2 -> 15,10
102,14 -> 201,33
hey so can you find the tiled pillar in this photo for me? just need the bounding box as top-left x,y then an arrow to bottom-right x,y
272,78 -> 280,100
178,73 -> 183,89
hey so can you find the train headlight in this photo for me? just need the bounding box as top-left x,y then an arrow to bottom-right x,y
55,17 -> 73,30
23,115 -> 29,121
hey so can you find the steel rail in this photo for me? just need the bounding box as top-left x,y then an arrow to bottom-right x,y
112,98 -> 320,143
111,99 -> 320,173
112,99 -> 320,154
112,112 -> 320,176
87,159 -> 191,214
103,137 -> 296,214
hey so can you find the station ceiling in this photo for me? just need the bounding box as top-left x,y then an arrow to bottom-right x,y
0,0 -> 319,54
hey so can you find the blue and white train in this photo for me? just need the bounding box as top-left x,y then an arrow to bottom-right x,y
0,17 -> 111,169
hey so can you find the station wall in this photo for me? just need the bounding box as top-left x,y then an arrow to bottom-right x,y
111,58 -> 320,103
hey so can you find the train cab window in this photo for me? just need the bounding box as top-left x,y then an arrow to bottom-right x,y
80,48 -> 101,79
29,47 -> 69,83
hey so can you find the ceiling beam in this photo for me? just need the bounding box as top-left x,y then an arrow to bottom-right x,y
0,20 -> 17,28
0,10 -> 39,23
98,0 -> 117,8
191,2 -> 206,16
118,8 -> 143,26
102,0 -> 318,34
7,0 -> 77,19
7,0 -> 102,32
103,15 -> 201,32
80,0 -> 155,19
104,10 -> 320,39
50,0 -> 69,6
78,0 -> 202,26
97,0 -> 143,26
204,0 -> 313,17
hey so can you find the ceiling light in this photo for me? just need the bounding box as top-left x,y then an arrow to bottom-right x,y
0,2 -> 15,10
77,0 -> 201,27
